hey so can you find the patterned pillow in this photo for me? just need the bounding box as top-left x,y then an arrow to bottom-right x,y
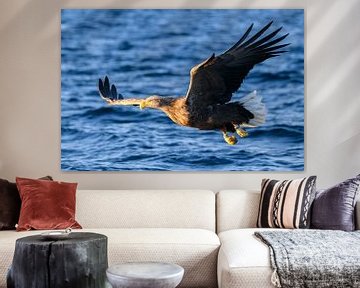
257,176 -> 317,229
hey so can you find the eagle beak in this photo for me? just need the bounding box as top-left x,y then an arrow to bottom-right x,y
140,101 -> 146,110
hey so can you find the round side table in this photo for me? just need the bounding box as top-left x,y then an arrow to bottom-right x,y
106,262 -> 184,288
7,232 -> 108,288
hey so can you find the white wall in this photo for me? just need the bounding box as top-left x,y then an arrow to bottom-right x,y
0,0 -> 359,190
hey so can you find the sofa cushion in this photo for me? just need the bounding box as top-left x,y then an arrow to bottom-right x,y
0,176 -> 53,230
76,190 -> 216,231
311,174 -> 360,231
0,179 -> 20,230
16,177 -> 81,231
0,228 -> 220,288
216,190 -> 260,233
257,177 -> 317,229
217,228 -> 280,288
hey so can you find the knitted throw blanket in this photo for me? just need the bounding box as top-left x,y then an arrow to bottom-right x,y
255,230 -> 360,288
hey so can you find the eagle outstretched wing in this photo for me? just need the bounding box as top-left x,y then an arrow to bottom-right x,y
185,21 -> 289,107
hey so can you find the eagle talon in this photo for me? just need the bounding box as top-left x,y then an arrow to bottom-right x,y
140,101 -> 146,110
223,133 -> 238,145
236,128 -> 248,138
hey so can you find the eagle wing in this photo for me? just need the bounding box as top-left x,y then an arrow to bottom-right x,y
185,22 -> 289,107
98,76 -> 144,106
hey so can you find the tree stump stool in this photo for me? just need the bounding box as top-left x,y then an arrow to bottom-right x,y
7,232 -> 108,288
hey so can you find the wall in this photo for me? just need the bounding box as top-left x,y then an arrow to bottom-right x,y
0,0 -> 359,190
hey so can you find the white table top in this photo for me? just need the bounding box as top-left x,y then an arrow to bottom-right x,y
107,262 -> 184,280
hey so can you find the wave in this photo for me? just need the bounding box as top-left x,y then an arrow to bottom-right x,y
142,71 -> 181,77
250,125 -> 303,139
252,71 -> 303,83
117,41 -> 134,51
78,106 -> 117,117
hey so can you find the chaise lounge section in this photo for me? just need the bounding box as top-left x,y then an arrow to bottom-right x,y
216,189 -> 360,288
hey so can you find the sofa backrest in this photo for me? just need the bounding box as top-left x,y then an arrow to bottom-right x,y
217,190 -> 360,232
76,190 -> 216,231
216,190 -> 260,233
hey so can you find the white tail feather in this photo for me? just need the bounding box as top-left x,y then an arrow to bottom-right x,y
239,90 -> 266,127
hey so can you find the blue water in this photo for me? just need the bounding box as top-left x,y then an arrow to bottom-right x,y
61,9 -> 304,171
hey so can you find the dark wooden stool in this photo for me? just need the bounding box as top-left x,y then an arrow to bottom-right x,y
7,232 -> 108,288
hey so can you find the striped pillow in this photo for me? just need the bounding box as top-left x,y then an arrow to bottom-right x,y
257,176 -> 317,229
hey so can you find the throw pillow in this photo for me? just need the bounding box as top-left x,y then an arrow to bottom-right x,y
257,176 -> 317,229
311,174 -> 360,231
0,176 -> 52,230
16,177 -> 82,231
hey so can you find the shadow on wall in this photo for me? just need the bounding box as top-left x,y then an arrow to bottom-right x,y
307,0 -> 360,144
0,0 -> 68,35
308,0 -> 360,94
180,0 -> 305,9
1,0 -> 153,36
306,0 -> 360,168
182,0 -> 219,9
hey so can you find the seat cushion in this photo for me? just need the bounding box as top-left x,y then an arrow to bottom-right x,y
0,228 -> 220,288
218,228 -> 282,288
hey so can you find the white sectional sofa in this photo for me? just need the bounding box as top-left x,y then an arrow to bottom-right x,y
1,189 -> 359,288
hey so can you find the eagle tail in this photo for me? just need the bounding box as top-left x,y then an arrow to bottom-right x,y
239,91 -> 266,127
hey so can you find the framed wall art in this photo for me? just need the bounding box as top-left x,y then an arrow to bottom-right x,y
61,9 -> 304,171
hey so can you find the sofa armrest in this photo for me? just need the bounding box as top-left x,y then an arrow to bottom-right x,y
356,201 -> 360,230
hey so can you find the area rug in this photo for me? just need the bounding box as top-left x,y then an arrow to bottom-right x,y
255,230 -> 360,288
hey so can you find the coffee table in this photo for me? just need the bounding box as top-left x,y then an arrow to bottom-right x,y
7,232 -> 108,288
106,262 -> 184,288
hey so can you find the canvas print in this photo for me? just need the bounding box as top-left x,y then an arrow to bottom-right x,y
61,9 -> 304,171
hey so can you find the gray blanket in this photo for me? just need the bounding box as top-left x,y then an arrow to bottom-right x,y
255,230 -> 360,288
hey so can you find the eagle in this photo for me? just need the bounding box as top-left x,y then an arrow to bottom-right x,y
98,21 -> 289,145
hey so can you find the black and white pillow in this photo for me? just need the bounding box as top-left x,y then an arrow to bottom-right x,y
257,176 -> 317,229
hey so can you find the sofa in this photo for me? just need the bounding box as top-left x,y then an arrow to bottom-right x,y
0,189 -> 359,288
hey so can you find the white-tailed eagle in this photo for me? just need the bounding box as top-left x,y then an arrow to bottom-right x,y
99,21 -> 289,145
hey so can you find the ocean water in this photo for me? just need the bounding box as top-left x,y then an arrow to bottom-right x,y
61,9 -> 304,171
